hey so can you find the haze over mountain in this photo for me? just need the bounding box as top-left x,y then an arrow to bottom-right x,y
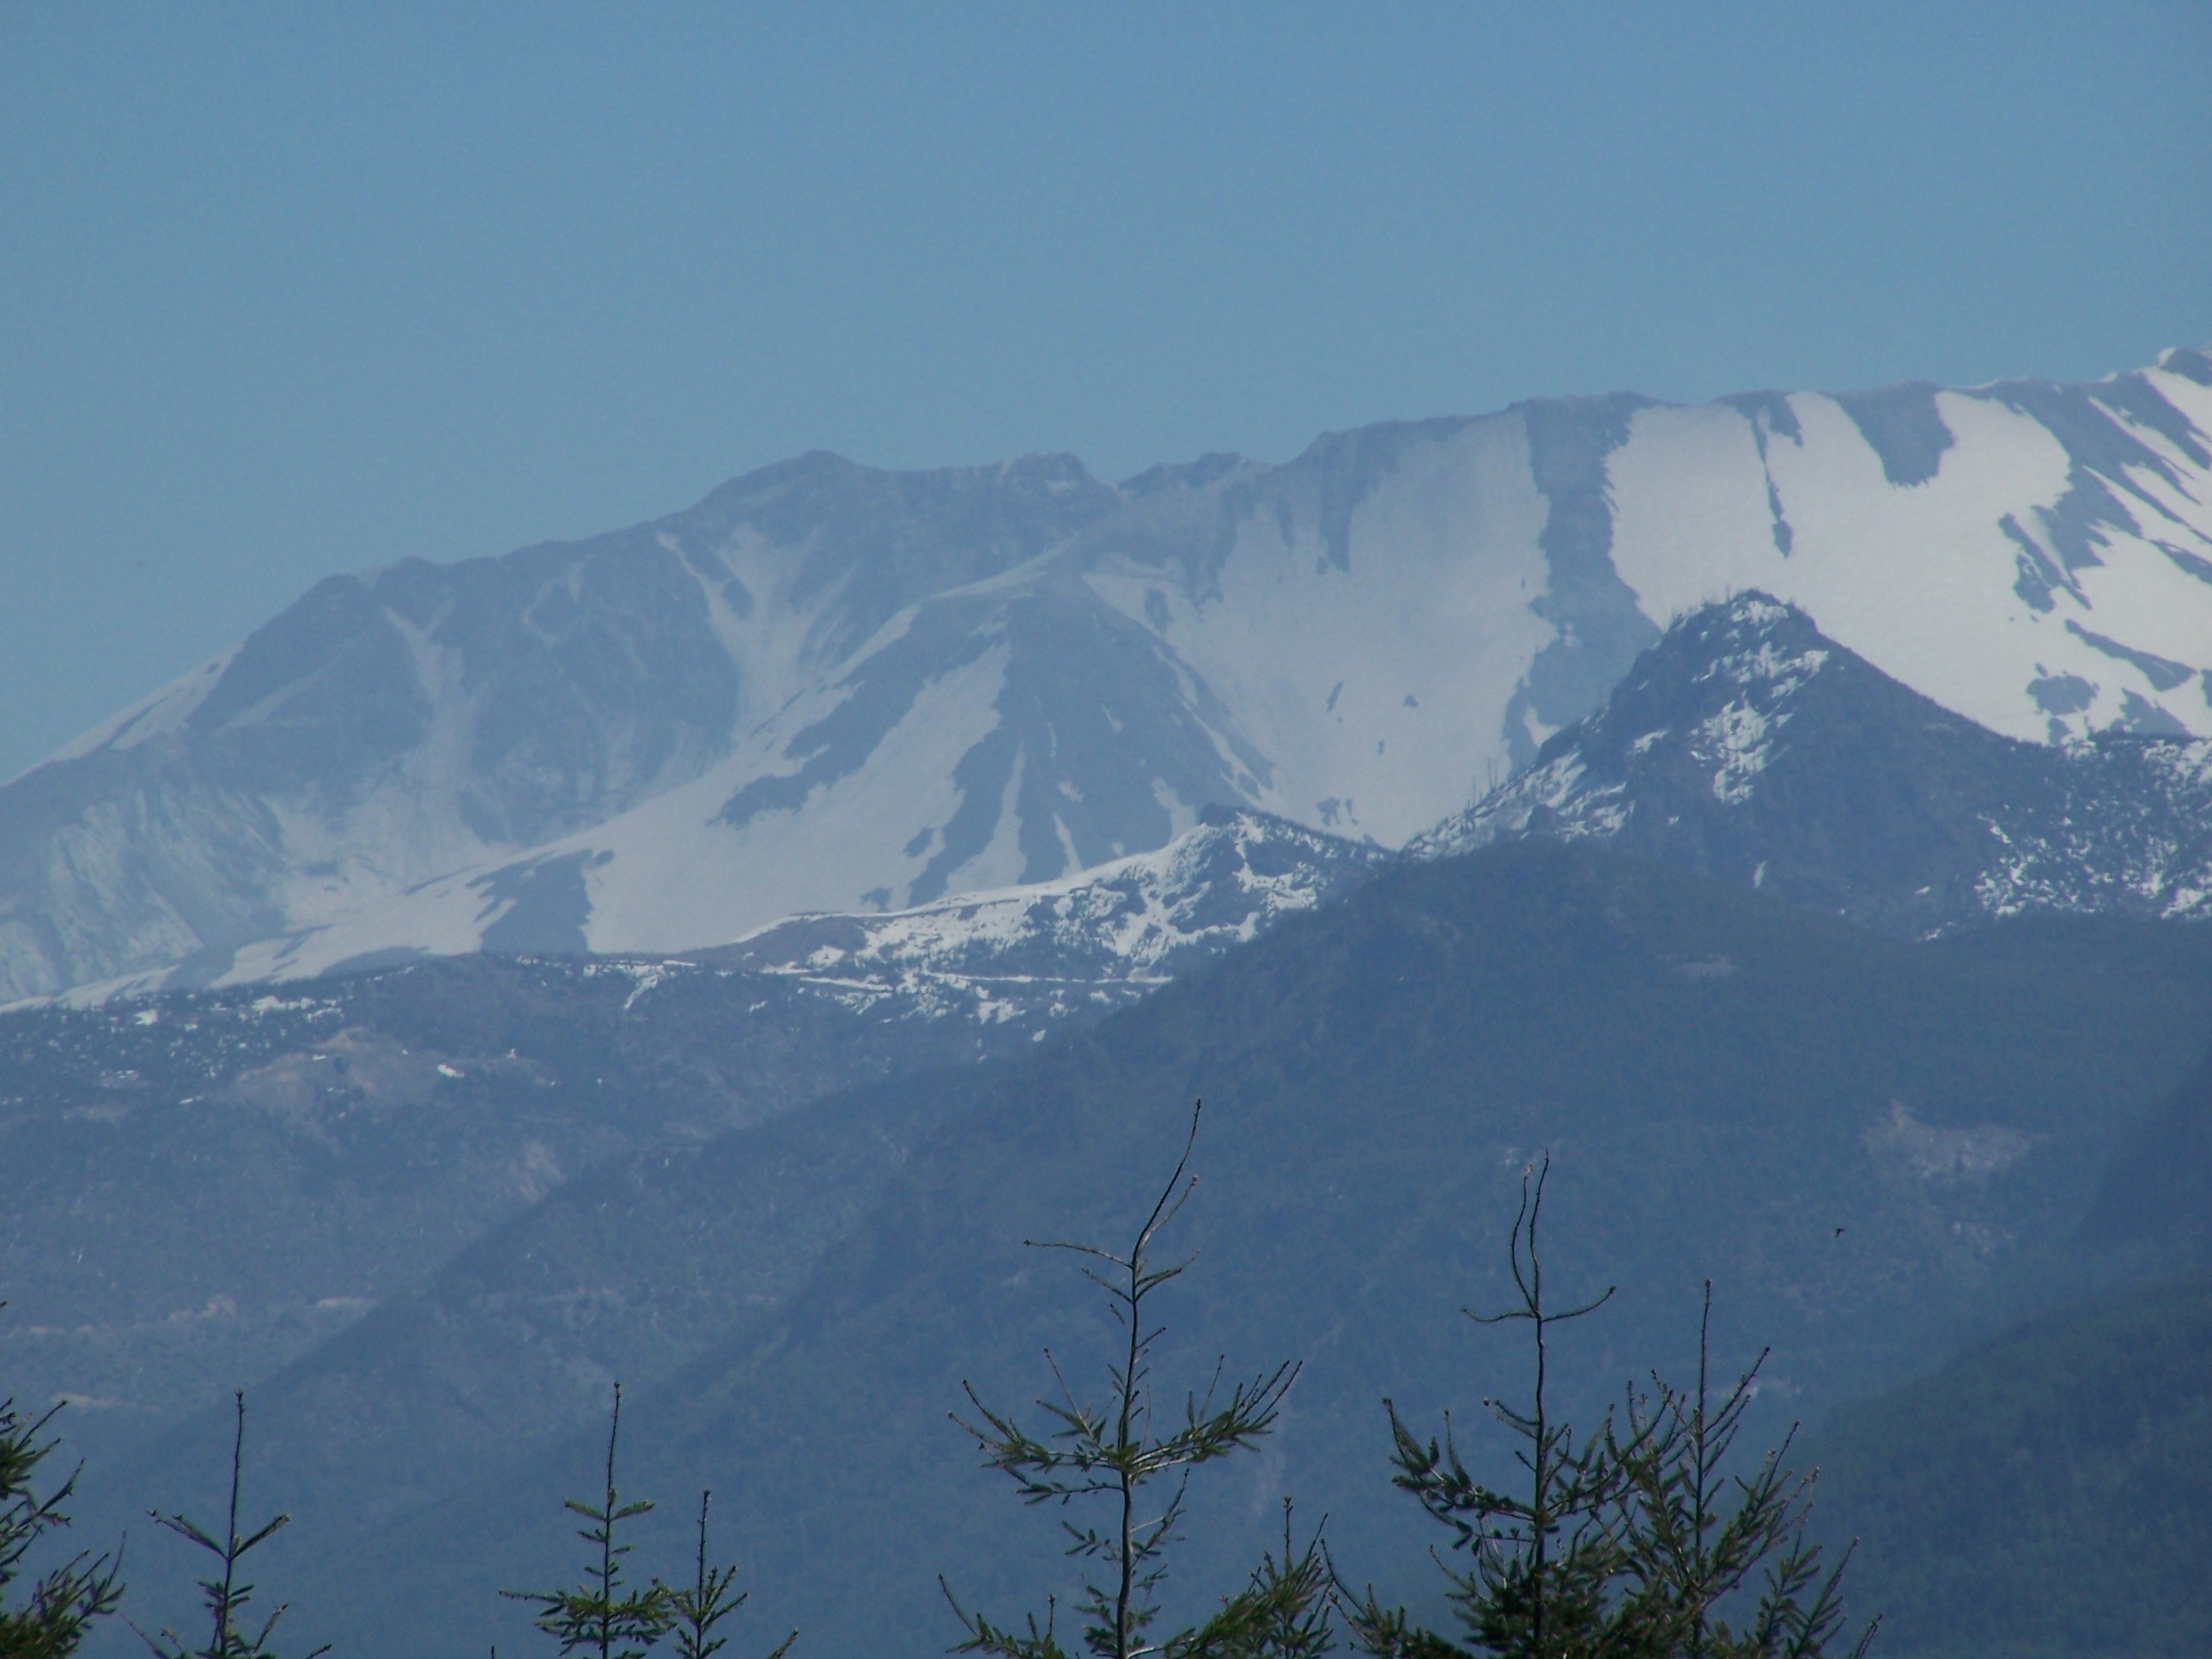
86,842 -> 2212,1659
5,351 -> 2212,1656
25,578 -> 2212,1474
13,10 -> 2212,1656
0,805 -> 1374,1454
6,351 -> 2210,1006
1812,1264 -> 2212,1657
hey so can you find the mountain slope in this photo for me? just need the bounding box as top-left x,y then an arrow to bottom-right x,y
2078,1042 -> 2212,1272
0,453 -> 1121,1002
1811,1269 -> 2212,1659
0,954 -> 988,1461
1810,1048 -> 2212,1656
708,805 -> 1387,1022
0,807 -> 1374,1452
9,352 -> 2212,1000
114,844 -> 2212,1658
1413,593 -> 2212,936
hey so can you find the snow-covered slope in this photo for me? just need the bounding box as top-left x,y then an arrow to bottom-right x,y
692,805 -> 1387,1026
7,350 -> 2211,1000
1412,593 -> 2212,937
58,807 -> 1385,1015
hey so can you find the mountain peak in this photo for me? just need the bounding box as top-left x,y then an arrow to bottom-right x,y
2156,344 -> 2212,385
1487,587 -> 1846,810
1661,590 -> 1830,691
1415,596 -> 2212,937
5,350 -> 2209,1001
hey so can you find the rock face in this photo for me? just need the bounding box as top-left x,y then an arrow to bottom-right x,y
8,351 -> 2212,1002
1412,594 -> 2212,938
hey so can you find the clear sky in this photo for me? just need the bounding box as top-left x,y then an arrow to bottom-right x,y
3,2 -> 2208,781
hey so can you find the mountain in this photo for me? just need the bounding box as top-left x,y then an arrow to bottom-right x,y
694,804 -> 1386,1023
0,951 -> 993,1465
92,843 -> 2212,1656
1806,1050 -> 2212,1656
9,352 -> 2212,1002
1811,1267 -> 2212,1658
1412,593 -> 2212,937
2079,1041 -> 2212,1272
0,807 -> 1371,1457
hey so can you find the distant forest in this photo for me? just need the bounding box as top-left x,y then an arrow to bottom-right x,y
8,1129 -> 1890,1659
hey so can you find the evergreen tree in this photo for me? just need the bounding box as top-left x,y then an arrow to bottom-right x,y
1211,1506 -> 1334,1659
943,1103 -> 1317,1659
504,1383 -> 672,1659
0,1353 -> 123,1659
141,1391 -> 326,1659
1345,1158 -> 1644,1659
662,1491 -> 793,1659
1345,1158 -> 1876,1659
1608,1289 -> 1875,1659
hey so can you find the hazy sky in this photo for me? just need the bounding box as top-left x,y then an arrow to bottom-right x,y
3,2 -> 2209,780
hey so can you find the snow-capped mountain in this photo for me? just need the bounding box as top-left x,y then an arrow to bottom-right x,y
1413,593 -> 2212,937
6,349 -> 2210,1001
696,805 -> 1386,1026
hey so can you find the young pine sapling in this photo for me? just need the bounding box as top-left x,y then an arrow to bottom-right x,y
663,1491 -> 793,1659
1346,1157 -> 1878,1659
504,1384 -> 671,1659
1611,1286 -> 1877,1659
944,1102 -> 1315,1659
0,1319 -> 124,1658
140,1391 -> 327,1659
1346,1157 -> 1639,1659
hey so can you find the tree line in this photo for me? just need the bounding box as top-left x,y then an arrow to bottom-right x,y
2,1106 -> 1874,1659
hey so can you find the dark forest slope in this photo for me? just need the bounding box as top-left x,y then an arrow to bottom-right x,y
148,843 -> 2212,1659
1814,1269 -> 2212,1659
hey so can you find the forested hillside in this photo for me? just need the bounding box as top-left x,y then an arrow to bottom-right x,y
1814,1269 -> 2212,1657
89,842 -> 2209,1657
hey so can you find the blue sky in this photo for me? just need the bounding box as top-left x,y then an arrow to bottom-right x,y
3,2 -> 2208,779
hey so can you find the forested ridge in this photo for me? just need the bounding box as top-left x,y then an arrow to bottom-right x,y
9,845 -> 2212,1656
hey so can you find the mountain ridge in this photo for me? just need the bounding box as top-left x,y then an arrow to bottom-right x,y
0,807 -> 1376,1443
149,840 -> 2212,1659
1413,592 -> 2212,936
8,349 -> 2210,1001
